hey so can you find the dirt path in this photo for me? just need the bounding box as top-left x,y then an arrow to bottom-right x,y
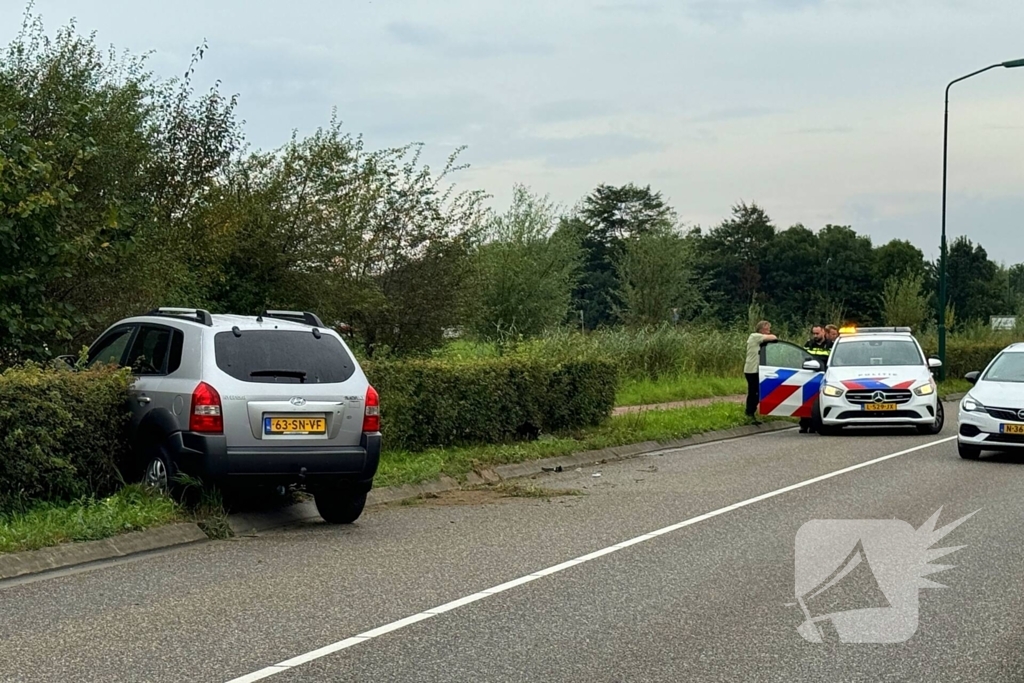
612,394 -> 745,416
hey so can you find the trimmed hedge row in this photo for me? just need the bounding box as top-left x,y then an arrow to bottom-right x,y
0,363 -> 132,513
363,357 -> 618,451
921,340 -> 1012,379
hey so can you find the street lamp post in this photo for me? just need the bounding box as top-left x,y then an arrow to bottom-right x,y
939,58 -> 1024,381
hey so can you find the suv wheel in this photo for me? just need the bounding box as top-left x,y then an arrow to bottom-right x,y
143,448 -> 178,494
314,489 -> 367,524
917,402 -> 945,435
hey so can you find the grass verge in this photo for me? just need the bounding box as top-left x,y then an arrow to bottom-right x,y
616,374 -> 746,407
0,485 -> 181,555
938,379 -> 972,399
376,402 -> 774,489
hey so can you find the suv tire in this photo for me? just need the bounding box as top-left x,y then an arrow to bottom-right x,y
143,446 -> 179,496
314,489 -> 367,524
917,402 -> 945,435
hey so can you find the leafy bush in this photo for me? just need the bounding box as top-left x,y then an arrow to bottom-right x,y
921,340 -> 1015,379
0,363 -> 133,512
364,357 -> 617,451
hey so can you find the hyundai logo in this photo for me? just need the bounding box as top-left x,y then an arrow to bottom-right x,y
872,391 -> 886,404
290,397 -> 306,407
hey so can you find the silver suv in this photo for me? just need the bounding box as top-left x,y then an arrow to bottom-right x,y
83,308 -> 380,524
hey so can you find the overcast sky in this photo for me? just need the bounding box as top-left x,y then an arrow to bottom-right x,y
4,0 -> 1024,263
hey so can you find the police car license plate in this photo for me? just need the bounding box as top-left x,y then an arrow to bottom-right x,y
863,404 -> 897,412
1000,423 -> 1024,435
264,416 -> 327,435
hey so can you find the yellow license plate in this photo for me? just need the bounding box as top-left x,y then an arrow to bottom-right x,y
265,416 -> 326,435
863,404 -> 898,412
1000,423 -> 1024,435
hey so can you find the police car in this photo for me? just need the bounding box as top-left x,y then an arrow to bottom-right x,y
757,327 -> 943,435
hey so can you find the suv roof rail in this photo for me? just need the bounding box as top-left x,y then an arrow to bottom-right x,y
145,307 -> 213,326
260,310 -> 325,327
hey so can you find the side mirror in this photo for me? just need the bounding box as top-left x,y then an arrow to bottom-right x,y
964,371 -> 980,385
927,357 -> 943,369
802,359 -> 822,371
54,354 -> 77,369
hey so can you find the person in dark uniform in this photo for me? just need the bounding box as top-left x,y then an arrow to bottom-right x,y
800,325 -> 831,433
805,325 -> 828,353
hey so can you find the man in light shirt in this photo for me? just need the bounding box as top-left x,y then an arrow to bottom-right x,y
745,320 -> 778,424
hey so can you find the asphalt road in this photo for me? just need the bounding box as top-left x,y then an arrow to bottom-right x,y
4,407 -> 1024,682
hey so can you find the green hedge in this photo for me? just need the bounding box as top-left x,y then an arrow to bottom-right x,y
0,364 -> 133,512
921,340 -> 1012,379
364,357 -> 618,451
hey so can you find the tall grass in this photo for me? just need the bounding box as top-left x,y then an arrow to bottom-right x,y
430,322 -> 1024,388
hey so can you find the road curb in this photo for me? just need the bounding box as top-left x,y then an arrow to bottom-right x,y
0,523 -> 208,582
224,420 -> 796,535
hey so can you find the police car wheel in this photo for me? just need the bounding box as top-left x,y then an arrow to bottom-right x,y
916,402 -> 944,435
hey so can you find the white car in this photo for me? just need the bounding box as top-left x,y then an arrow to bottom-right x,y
957,342 -> 1024,460
811,328 -> 943,435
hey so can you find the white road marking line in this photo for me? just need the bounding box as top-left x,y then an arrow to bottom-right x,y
225,435 -> 956,682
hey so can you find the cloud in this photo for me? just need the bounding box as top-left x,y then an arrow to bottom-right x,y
593,2 -> 662,14
386,21 -> 553,59
793,125 -> 855,135
843,192 -> 1024,263
475,132 -> 666,168
684,0 -> 825,27
531,98 -> 619,124
387,21 -> 446,48
687,106 -> 777,123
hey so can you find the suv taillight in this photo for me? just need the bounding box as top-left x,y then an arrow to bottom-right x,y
190,381 -> 223,434
363,386 -> 380,433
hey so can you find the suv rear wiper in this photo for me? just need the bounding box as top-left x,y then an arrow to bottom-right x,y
250,370 -> 307,383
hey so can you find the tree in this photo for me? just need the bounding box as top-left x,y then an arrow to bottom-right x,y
880,273 -> 929,331
207,121 -> 487,357
572,184 -> 677,329
472,185 -> 581,340
946,236 -> 999,326
693,202 -> 776,323
1010,263 -> 1024,298
761,224 -> 820,326
615,227 -> 703,327
817,225 -> 876,323
875,239 -> 926,284
0,13 -> 240,362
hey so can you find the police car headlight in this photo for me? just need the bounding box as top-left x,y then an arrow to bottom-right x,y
914,382 -> 935,396
822,384 -> 844,398
962,396 -> 985,412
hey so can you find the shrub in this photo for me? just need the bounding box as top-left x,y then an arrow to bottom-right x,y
364,357 -> 617,451
921,339 -> 1015,379
0,363 -> 133,512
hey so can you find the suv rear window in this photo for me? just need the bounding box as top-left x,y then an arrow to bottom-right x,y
214,331 -> 356,384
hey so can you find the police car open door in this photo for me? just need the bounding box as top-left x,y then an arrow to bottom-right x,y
759,341 -> 824,418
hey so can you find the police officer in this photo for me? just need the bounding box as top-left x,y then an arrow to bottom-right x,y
805,325 -> 829,355
800,325 -> 831,433
824,324 -> 839,351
